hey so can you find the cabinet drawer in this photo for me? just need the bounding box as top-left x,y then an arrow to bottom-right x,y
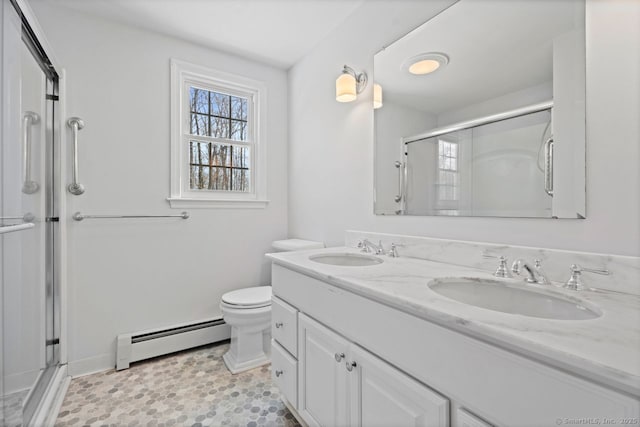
271,339 -> 298,409
272,296 -> 298,357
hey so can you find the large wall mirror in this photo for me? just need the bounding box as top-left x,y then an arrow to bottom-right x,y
374,0 -> 586,218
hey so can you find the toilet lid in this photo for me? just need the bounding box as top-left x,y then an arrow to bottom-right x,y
221,286 -> 272,307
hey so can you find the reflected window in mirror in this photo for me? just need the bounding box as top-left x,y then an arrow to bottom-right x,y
437,140 -> 459,210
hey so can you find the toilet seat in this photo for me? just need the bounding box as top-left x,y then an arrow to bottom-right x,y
221,286 -> 272,309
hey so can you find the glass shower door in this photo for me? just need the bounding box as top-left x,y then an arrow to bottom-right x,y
1,0 -> 61,425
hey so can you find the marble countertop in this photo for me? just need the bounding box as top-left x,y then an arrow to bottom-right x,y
267,247 -> 640,396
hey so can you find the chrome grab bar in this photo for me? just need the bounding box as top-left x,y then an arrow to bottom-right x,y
67,117 -> 85,195
73,212 -> 190,221
22,111 -> 40,194
544,136 -> 554,196
394,160 -> 407,215
0,213 -> 36,223
394,161 -> 403,203
0,223 -> 35,235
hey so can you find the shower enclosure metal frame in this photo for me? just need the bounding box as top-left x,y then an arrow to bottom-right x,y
2,0 -> 67,425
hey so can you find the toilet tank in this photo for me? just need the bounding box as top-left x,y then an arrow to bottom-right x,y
271,239 -> 324,252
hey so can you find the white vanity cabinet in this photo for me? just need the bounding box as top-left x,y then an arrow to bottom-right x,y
297,314 -> 449,427
349,341 -> 450,427
271,339 -> 298,408
456,409 -> 493,427
298,314 -> 350,426
271,264 -> 640,427
270,296 -> 300,410
271,296 -> 298,357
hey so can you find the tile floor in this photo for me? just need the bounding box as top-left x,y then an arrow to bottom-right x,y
3,389 -> 28,427
55,342 -> 300,427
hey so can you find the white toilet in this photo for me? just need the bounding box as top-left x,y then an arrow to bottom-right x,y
220,239 -> 324,374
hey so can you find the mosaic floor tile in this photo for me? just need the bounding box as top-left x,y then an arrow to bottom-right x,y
55,342 -> 300,427
2,388 -> 28,427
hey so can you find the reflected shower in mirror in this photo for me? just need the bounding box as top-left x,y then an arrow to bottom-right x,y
374,0 -> 586,218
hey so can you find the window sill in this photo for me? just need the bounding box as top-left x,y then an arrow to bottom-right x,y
167,197 -> 269,209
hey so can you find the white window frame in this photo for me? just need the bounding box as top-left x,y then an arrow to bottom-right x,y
168,59 -> 268,208
436,139 -> 459,209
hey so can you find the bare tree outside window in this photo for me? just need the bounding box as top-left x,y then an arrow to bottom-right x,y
188,87 -> 250,192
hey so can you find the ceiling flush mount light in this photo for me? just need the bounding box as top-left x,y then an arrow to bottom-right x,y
336,65 -> 368,103
373,83 -> 383,109
403,52 -> 449,75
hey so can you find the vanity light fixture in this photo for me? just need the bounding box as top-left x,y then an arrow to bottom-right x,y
336,65 -> 368,102
373,83 -> 383,109
404,52 -> 449,75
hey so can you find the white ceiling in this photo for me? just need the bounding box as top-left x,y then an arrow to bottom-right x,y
375,0 -> 584,115
37,0 -> 365,69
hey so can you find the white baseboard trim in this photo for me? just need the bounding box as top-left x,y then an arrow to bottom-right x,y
29,365 -> 70,427
67,353 -> 114,378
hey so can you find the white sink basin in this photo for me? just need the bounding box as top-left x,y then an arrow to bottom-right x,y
428,278 -> 601,320
309,253 -> 383,267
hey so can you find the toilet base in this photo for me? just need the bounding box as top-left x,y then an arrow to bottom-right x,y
220,303 -> 272,374
222,350 -> 270,374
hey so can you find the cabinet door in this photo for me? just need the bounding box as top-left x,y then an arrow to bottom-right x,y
457,408 -> 492,427
350,344 -> 450,427
298,314 -> 350,427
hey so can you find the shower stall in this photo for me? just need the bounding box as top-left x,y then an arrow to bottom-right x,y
1,0 -> 64,425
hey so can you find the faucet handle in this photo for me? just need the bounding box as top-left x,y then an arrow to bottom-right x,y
387,243 -> 404,258
357,240 -> 371,253
483,254 -> 511,278
563,264 -> 610,291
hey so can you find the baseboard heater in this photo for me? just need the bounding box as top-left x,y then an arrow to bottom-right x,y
116,318 -> 231,370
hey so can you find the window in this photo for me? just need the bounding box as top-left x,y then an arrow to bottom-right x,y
169,59 -> 267,208
437,139 -> 459,203
188,87 -> 250,192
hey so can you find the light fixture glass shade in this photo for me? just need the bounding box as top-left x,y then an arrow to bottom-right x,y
373,83 -> 383,109
408,59 -> 441,75
336,72 -> 357,102
403,53 -> 449,76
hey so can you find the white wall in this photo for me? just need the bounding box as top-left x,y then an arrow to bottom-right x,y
31,3 -> 289,375
288,0 -> 640,257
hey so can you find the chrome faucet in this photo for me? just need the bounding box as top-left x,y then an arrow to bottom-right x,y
511,258 -> 550,285
358,239 -> 384,255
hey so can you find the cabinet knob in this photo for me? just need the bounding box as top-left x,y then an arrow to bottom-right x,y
334,352 -> 345,362
275,322 -> 283,328
275,369 -> 283,377
345,360 -> 357,372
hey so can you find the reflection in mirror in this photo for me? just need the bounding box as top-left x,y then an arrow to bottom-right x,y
374,0 -> 586,218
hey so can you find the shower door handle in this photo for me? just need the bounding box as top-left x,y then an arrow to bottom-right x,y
544,136 -> 554,196
394,160 -> 407,215
67,117 -> 85,195
22,111 -> 40,194
0,223 -> 35,235
394,161 -> 403,203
